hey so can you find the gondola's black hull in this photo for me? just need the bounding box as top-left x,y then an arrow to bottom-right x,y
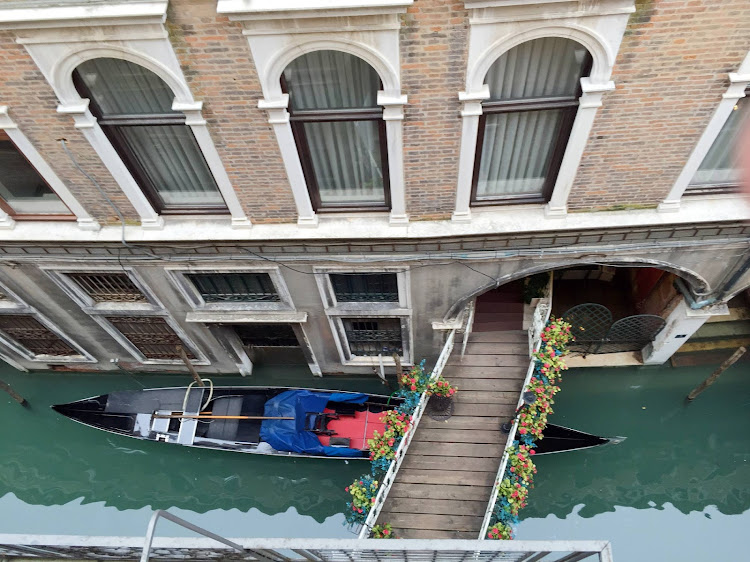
534,423 -> 624,454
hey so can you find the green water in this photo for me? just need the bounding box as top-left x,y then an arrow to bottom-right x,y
517,363 -> 750,561
1,361 -> 749,560
0,365 -> 387,537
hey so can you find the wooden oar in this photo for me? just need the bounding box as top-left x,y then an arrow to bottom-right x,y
153,413 -> 294,421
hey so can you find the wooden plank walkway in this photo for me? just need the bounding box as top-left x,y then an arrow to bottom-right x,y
377,330 -> 529,539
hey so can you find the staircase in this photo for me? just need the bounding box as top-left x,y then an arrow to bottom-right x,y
472,282 -> 524,332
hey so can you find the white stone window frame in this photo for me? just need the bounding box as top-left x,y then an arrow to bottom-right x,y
659,50 -> 750,212
452,0 -> 634,222
0,106 -> 100,231
2,2 -> 251,230
0,279 -> 95,363
218,0 -> 411,227
43,265 -> 208,366
314,266 -> 411,366
166,265 -> 294,313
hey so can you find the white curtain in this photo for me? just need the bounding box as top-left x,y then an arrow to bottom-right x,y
284,51 -> 385,205
76,58 -> 224,207
477,38 -> 588,198
691,97 -> 748,187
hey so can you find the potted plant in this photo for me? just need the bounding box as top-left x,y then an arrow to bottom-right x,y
426,375 -> 457,417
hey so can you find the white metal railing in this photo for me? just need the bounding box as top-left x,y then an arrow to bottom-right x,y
357,327 -> 458,538
0,535 -> 616,561
479,297 -> 552,539
461,299 -> 476,358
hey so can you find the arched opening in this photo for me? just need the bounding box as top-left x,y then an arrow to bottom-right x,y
73,58 -> 228,214
281,50 -> 390,211
472,37 -> 592,205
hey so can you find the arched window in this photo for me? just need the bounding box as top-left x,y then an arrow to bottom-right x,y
282,51 -> 389,211
73,58 -> 227,214
473,38 -> 592,204
688,88 -> 749,193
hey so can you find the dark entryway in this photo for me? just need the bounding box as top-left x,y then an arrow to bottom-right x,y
472,280 -> 524,332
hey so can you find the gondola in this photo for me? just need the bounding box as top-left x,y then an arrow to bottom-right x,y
52,384 -> 402,460
533,423 -> 626,455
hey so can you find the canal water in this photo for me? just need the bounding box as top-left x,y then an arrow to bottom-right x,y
1,360 -> 748,561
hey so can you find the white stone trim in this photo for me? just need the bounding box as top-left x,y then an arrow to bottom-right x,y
14,11 -> 250,229
231,5 -> 408,225
314,266 -> 411,366
659,51 -> 750,212
0,1 -> 168,30
0,279 -> 94,363
453,0 -> 634,221
0,106 -> 99,230
165,265 -> 294,312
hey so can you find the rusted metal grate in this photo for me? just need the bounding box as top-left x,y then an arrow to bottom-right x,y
0,315 -> 76,356
597,315 -> 667,354
562,303 -> 612,354
68,273 -> 147,303
105,316 -> 194,360
343,317 -> 403,356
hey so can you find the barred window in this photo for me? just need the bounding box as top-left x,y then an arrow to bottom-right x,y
342,317 -> 403,356
330,273 -> 398,303
0,315 -> 76,356
67,273 -> 147,303
234,324 -> 299,347
186,273 -> 280,303
106,316 -> 194,360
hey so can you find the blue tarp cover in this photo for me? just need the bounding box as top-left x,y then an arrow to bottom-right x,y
259,390 -> 369,457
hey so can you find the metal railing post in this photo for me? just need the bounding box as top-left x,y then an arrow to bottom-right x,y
141,510 -> 244,562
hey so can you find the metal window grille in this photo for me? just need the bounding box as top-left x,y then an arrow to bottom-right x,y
105,316 -> 194,360
234,323 -> 299,347
343,317 -> 403,356
0,315 -> 77,356
0,290 -> 8,301
186,273 -> 280,303
330,273 -> 399,303
67,273 -> 147,303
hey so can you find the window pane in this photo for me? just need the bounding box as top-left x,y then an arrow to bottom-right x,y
343,318 -> 403,356
477,109 -> 563,198
331,273 -> 399,302
284,51 -> 380,110
187,273 -> 280,303
0,138 -> 69,215
117,125 -> 225,207
690,96 -> 748,188
485,37 -> 589,100
304,120 -> 385,205
76,58 -> 176,115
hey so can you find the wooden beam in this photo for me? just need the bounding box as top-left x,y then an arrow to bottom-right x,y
687,346 -> 746,401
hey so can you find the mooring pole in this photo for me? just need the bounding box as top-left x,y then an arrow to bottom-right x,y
176,345 -> 205,387
0,379 -> 27,406
687,346 -> 746,402
392,352 -> 403,378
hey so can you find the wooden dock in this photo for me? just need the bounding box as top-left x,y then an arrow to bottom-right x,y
377,329 -> 529,539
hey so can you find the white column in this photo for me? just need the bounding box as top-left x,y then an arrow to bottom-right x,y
452,86 -> 490,222
174,101 -> 252,229
658,71 -> 750,212
545,78 -> 615,217
0,106 -> 99,230
57,102 -> 165,229
378,92 -> 409,225
642,299 -> 729,365
258,95 -> 318,227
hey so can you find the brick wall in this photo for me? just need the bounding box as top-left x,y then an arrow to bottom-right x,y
167,0 -> 296,223
0,32 -> 137,223
570,0 -> 750,211
400,0 -> 469,220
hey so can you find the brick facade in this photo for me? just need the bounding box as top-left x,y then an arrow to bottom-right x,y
0,32 -> 138,224
570,0 -> 750,210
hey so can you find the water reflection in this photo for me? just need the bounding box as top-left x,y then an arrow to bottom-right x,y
0,367 -> 386,534
522,364 -> 750,520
